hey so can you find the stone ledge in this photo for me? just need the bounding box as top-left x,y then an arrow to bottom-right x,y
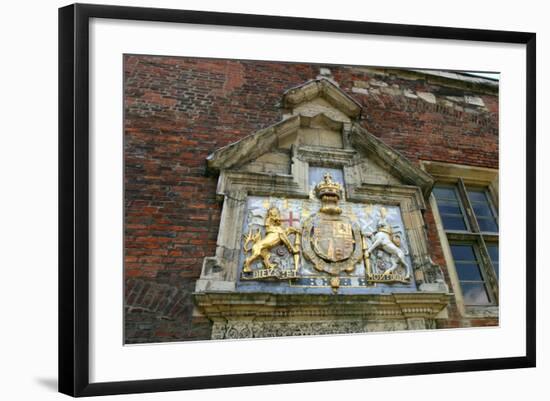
194,291 -> 450,339
194,291 -> 450,321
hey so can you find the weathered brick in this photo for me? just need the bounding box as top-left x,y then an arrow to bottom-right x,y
124,55 -> 499,343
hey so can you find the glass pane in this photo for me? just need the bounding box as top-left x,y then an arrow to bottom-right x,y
478,218 -> 498,233
455,263 -> 483,281
461,282 -> 491,305
438,204 -> 463,215
487,245 -> 499,262
467,188 -> 498,233
492,263 -> 499,279
434,185 -> 468,231
433,187 -> 457,200
450,244 -> 476,261
442,216 -> 467,231
467,189 -> 488,203
473,204 -> 493,217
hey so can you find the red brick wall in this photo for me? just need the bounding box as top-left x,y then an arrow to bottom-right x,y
124,55 -> 499,343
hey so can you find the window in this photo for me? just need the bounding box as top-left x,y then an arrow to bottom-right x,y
432,179 -> 499,307
432,186 -> 469,231
450,244 -> 491,305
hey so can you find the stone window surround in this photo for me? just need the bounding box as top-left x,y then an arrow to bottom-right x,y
420,160 -> 499,318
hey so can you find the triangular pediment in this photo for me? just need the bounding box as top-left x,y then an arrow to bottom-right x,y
207,112 -> 346,171
282,78 -> 362,121
207,79 -> 433,198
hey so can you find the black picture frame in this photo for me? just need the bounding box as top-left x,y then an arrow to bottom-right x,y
58,3 -> 536,397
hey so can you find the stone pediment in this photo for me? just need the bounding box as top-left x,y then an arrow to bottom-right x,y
207,112 -> 346,171
282,78 -> 362,121
207,96 -> 433,198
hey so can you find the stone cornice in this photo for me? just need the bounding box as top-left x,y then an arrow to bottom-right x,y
207,115 -> 300,172
348,67 -> 499,96
216,170 -> 308,198
194,291 -> 450,321
207,112 -> 349,172
297,145 -> 356,166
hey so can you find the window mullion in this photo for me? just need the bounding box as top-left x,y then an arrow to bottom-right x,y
446,231 -> 479,242
457,178 -> 479,233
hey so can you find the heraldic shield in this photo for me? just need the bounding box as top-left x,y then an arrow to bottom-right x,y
312,216 -> 354,262
303,214 -> 363,275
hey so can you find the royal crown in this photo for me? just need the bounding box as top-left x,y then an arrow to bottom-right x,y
315,172 -> 343,199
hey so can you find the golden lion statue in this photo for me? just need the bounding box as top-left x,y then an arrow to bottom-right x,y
243,207 -> 300,273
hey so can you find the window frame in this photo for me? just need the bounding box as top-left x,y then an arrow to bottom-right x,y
465,186 -> 499,234
448,240 -> 496,305
432,184 -> 472,233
